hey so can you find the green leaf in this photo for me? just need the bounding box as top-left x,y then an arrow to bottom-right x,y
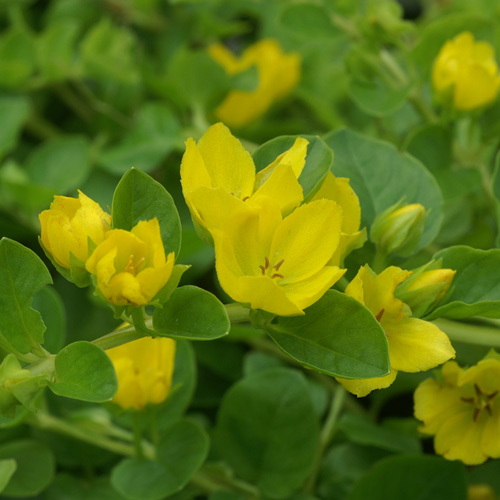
153,286 -> 229,340
253,135 -> 333,200
0,238 -> 52,355
111,420 -> 209,500
348,455 -> 467,500
0,96 -> 30,158
339,414 -> 421,454
0,28 -> 35,88
0,459 -> 16,494
32,286 -> 66,354
215,368 -> 320,499
25,136 -> 91,194
99,103 -> 181,175
46,474 -> 127,500
0,440 -> 55,497
426,246 -> 500,320
112,168 -> 181,256
49,341 -> 118,402
265,290 -> 389,379
324,128 -> 443,250
279,3 -> 338,39
492,152 -> 500,247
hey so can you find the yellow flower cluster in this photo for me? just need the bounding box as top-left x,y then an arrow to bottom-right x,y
40,195 -> 174,307
209,39 -> 300,127
181,122 -> 365,317
415,352 -> 500,465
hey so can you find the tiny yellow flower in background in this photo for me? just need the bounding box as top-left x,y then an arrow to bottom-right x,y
106,336 -> 176,411
39,191 -> 111,269
213,198 -> 345,317
371,202 -> 426,256
337,265 -> 455,397
312,172 -> 367,265
85,218 -> 174,306
432,31 -> 500,111
181,122 -> 307,234
209,39 -> 300,127
468,484 -> 496,500
414,352 -> 500,465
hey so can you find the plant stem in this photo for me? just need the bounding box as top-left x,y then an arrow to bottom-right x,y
133,412 -> 144,458
25,113 -> 61,140
92,323 -> 145,351
433,318 -> 500,348
371,248 -> 388,273
409,90 -> 438,123
225,303 -> 251,324
303,384 -> 346,493
54,83 -> 94,123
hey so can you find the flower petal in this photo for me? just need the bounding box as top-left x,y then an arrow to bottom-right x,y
131,218 -> 166,268
135,252 -> 175,303
337,369 -> 398,398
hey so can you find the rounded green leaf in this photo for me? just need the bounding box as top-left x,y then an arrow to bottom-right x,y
49,341 -> 117,402
215,368 -> 320,499
111,420 -> 208,500
279,3 -> 338,39
348,455 -> 467,500
0,440 -> 55,497
427,246 -> 500,320
253,135 -> 333,200
112,168 -> 181,257
0,238 -> 52,355
0,459 -> 16,494
266,290 -> 389,379
324,128 -> 443,250
153,286 -> 229,340
0,96 -> 30,158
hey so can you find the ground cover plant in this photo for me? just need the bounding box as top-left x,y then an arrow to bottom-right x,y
2,0 -> 500,499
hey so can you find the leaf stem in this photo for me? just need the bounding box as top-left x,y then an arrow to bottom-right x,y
433,318 -> 500,348
92,323 -> 145,351
133,412 -> 144,458
225,303 -> 251,324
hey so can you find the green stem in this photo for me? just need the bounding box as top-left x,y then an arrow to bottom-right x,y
379,49 -> 409,87
54,83 -> 94,123
372,247 -> 388,273
190,469 -> 260,500
409,91 -> 438,123
133,412 -> 144,458
303,385 -> 347,493
92,323 -> 145,351
433,319 -> 500,348
25,113 -> 61,140
336,276 -> 349,292
225,303 -> 251,324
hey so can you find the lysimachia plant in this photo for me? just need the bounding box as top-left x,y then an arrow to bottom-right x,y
3,1 -> 500,499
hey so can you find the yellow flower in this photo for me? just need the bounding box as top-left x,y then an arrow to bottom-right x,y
468,484 -> 496,500
432,31 -> 500,111
312,172 -> 367,265
85,218 -> 174,306
414,353 -> 500,465
337,265 -> 455,397
212,198 -> 345,317
106,336 -> 176,411
39,191 -> 111,269
209,39 -> 300,127
181,122 -> 307,234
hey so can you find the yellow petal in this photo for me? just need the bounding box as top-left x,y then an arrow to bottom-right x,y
197,123 -> 255,198
385,317 -> 455,373
135,252 -> 175,302
131,218 -> 165,267
251,163 -> 303,216
455,63 -> 500,110
270,199 -> 342,284
329,229 -> 367,267
459,358 -> 500,394
107,272 -> 147,306
254,137 -> 309,189
180,137 -> 212,195
337,369 -> 398,398
208,43 -> 245,74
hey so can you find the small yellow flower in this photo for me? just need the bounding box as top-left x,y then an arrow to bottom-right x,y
106,336 -> 176,411
85,218 -> 174,306
181,122 -> 307,234
432,31 -> 500,111
468,484 -> 496,500
209,39 -> 300,127
212,198 -> 345,317
39,191 -> 111,269
415,353 -> 500,465
337,265 -> 455,397
312,172 -> 367,265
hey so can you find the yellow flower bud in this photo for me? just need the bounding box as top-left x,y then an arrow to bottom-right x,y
106,337 -> 176,411
39,191 -> 111,269
371,203 -> 426,256
468,484 -> 496,500
85,218 -> 175,306
432,31 -> 500,111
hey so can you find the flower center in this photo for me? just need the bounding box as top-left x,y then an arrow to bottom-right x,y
461,384 -> 499,421
124,255 -> 145,276
259,256 -> 285,279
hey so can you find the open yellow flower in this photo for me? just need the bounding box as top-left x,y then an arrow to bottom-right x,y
312,172 -> 367,265
209,39 -> 300,127
212,198 -> 345,316
85,218 -> 174,306
181,122 -> 307,234
414,353 -> 500,465
106,336 -> 176,411
39,190 -> 111,269
432,31 -> 500,111
337,265 -> 455,397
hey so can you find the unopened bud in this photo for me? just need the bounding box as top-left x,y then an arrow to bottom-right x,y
371,203 -> 426,256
